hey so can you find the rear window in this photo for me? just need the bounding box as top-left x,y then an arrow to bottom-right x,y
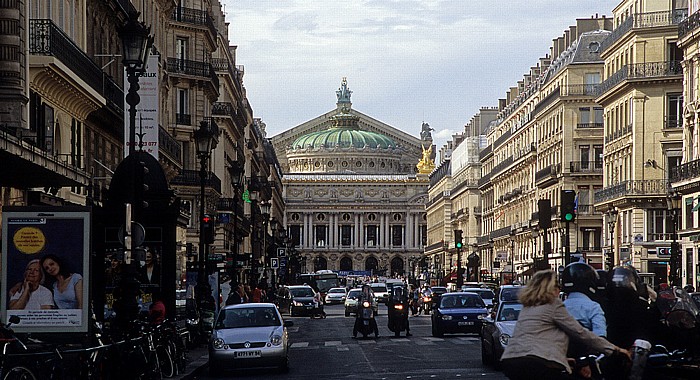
370,284 -> 387,292
290,287 -> 315,297
440,294 -> 485,309
347,290 -> 362,299
329,288 -> 346,293
477,290 -> 494,299
499,287 -> 522,302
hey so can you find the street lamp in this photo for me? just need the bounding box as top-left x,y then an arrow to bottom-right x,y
666,192 -> 681,286
119,11 -> 152,155
606,208 -> 618,271
194,119 -> 218,327
259,201 -> 271,286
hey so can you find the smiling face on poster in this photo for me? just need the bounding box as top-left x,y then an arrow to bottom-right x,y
1,209 -> 90,333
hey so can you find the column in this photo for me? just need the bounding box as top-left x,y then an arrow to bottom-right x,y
359,214 -> 364,249
354,213 -> 360,248
405,212 -> 412,249
381,214 -> 388,248
308,213 -> 314,249
329,213 -> 335,249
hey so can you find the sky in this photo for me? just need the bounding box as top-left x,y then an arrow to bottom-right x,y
221,0 -> 612,150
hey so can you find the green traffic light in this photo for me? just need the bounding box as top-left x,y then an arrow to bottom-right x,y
565,213 -> 574,221
456,243 -> 462,248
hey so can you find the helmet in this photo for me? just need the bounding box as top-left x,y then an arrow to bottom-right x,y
561,262 -> 598,295
595,270 -> 608,292
608,266 -> 647,299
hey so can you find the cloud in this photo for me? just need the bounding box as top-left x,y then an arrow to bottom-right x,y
435,129 -> 455,139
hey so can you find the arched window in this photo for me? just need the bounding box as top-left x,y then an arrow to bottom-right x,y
340,257 -> 353,271
390,257 -> 404,276
313,256 -> 327,271
365,256 -> 378,273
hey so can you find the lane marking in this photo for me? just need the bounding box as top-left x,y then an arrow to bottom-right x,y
325,341 -> 342,346
290,342 -> 309,348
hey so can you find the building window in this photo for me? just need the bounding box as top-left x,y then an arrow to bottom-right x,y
393,213 -> 402,222
176,37 -> 188,61
289,225 -> 302,247
367,213 -> 376,221
580,145 -> 590,169
315,225 -> 326,247
341,225 -> 352,246
391,225 -> 403,246
366,225 -> 378,247
342,213 -> 351,221
316,213 -> 325,221
421,225 -> 427,246
594,145 -> 603,169
177,89 -> 189,125
290,213 -> 300,221
646,209 -> 672,241
579,107 -> 591,126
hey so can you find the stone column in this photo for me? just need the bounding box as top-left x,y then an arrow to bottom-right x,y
406,212 -> 412,249
359,214 -> 364,249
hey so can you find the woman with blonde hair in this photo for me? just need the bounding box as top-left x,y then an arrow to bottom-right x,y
501,270 -> 630,380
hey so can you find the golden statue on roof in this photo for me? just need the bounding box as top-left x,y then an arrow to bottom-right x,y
416,144 -> 435,174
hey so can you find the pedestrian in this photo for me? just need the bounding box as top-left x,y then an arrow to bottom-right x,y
226,283 -> 245,305
252,282 -> 263,303
501,270 -> 630,380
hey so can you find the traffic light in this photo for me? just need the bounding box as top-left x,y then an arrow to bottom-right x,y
605,252 -> 614,271
454,229 -> 463,249
560,190 -> 576,222
202,214 -> 215,244
537,199 -> 552,229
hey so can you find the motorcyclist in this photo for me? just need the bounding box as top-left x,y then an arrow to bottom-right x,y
353,284 -> 378,338
561,262 -> 607,337
388,284 -> 411,336
411,286 -> 420,316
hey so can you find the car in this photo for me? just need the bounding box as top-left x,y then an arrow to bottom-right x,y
325,287 -> 347,305
461,288 -> 496,308
280,285 -> 317,317
496,285 -> 523,305
344,288 -> 378,317
480,301 -> 523,369
431,286 -> 448,297
209,303 -> 293,375
369,283 -> 389,303
431,292 -> 489,337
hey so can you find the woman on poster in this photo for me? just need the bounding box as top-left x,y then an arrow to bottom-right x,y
8,259 -> 55,310
41,254 -> 83,309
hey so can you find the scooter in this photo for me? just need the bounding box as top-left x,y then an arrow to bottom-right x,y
388,302 -> 409,337
353,300 -> 378,338
421,296 -> 432,315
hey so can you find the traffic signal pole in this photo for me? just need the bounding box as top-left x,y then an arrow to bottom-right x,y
564,221 -> 570,266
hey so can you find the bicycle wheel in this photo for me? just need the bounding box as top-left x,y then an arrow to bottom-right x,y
3,366 -> 37,380
156,345 -> 174,378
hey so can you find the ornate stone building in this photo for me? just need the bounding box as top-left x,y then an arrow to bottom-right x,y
271,79 -> 431,276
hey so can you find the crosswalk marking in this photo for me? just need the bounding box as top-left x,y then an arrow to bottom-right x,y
290,342 -> 309,348
289,336 -> 479,349
325,341 -> 342,346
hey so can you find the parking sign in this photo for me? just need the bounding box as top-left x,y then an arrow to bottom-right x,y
277,248 -> 286,257
271,257 -> 279,268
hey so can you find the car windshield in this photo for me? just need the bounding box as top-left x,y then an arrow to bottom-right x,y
440,294 -> 485,309
498,303 -> 523,322
347,290 -> 362,299
370,284 -> 387,292
499,287 -> 522,302
290,288 -> 315,297
432,287 -> 447,295
329,288 -> 345,294
476,290 -> 494,299
216,307 -> 281,329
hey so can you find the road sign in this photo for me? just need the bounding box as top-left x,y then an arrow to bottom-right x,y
271,257 -> 279,269
279,257 -> 288,268
277,248 -> 286,257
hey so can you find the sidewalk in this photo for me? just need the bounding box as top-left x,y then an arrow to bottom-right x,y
174,345 -> 209,380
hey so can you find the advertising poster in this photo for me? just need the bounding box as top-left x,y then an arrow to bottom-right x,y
1,208 -> 90,333
124,54 -> 159,159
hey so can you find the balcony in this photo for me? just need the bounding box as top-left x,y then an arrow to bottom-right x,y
535,163 -> 561,188
158,125 -> 182,166
167,58 -> 219,91
664,116 -> 682,129
176,113 -> 192,126
216,197 -> 239,213
29,19 -> 122,115
594,179 -> 668,203
575,205 -> 600,216
576,122 -> 603,129
600,9 -> 687,52
479,144 -> 492,160
605,123 -> 633,143
477,172 -> 491,188
679,10 -> 700,39
596,61 -> 682,97
570,161 -> 603,174
493,128 -> 512,149
561,84 -> 598,97
171,169 -> 222,194
491,156 -> 514,178
171,7 -> 217,43
490,226 -> 513,239
670,158 -> 700,184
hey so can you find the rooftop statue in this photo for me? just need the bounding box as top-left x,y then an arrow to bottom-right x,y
336,77 -> 352,105
416,144 -> 435,174
420,122 -> 433,140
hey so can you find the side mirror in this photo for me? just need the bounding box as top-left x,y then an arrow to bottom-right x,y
284,320 -> 294,327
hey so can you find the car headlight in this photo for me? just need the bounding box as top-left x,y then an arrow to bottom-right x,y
362,301 -> 370,307
499,334 -> 510,346
293,301 -> 303,306
212,338 -> 226,350
441,315 -> 452,321
270,334 -> 283,346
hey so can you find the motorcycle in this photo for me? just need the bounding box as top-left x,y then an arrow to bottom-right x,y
388,302 -> 409,337
421,295 -> 432,315
353,299 -> 378,338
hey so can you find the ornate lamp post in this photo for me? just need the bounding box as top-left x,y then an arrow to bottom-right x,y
259,201 -> 271,286
194,120 -> 217,328
606,208 -> 618,271
114,11 -> 151,330
229,168 -> 244,285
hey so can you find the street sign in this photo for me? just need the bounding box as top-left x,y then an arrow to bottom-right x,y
277,248 -> 286,257
279,257 -> 287,268
271,257 -> 279,269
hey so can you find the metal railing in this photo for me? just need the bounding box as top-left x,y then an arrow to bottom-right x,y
594,179 -> 668,203
158,125 -> 181,165
601,9 -> 687,52
176,113 -> 192,125
171,7 -> 217,39
596,61 -> 682,96
670,158 -> 700,183
167,58 -> 219,90
570,161 -> 603,173
490,226 -> 513,239
577,122 -> 603,129
479,144 -> 492,159
535,163 -> 562,183
171,169 -> 221,194
493,128 -> 512,149
679,10 -> 700,38
561,84 -> 598,97
648,232 -> 674,241
29,19 -> 123,114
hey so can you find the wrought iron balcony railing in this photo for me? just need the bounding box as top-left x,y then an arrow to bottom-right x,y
535,163 -> 562,184
570,161 -> 603,173
561,84 -> 598,97
601,9 -> 687,52
576,122 -> 603,129
479,144 -> 492,160
679,9 -> 700,38
670,158 -> 700,183
493,128 -> 512,149
29,19 -> 123,114
167,58 -> 219,89
594,179 -> 668,203
596,61 -> 682,96
171,7 -> 217,39
171,169 -> 222,194
490,226 -> 513,239
158,125 -> 181,165
176,113 -> 192,126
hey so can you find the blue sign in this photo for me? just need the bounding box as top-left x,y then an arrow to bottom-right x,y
279,257 -> 287,268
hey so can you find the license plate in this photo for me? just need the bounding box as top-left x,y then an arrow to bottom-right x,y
306,306 -> 313,309
458,321 -> 474,326
235,350 -> 262,358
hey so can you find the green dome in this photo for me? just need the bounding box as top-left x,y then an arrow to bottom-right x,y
291,127 -> 397,150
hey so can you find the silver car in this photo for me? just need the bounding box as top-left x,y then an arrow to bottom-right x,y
325,287 -> 347,305
209,303 -> 293,374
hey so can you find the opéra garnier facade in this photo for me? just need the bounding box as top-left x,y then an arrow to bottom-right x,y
271,79 -> 431,277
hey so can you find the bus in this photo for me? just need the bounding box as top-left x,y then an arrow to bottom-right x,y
299,270 -> 340,296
